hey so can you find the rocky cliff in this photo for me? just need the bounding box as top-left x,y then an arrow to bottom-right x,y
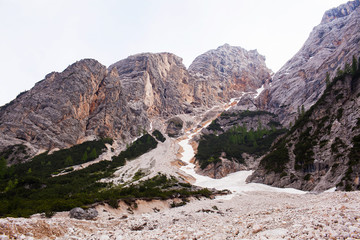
189,44 -> 272,106
0,47 -> 270,157
258,0 -> 360,125
249,66 -> 360,191
0,59 -> 108,154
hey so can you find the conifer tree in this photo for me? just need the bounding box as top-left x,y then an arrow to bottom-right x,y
89,148 -> 97,160
0,156 -> 7,178
325,72 -> 330,87
301,105 -> 305,116
81,151 -> 88,162
65,155 -> 73,166
352,55 -> 358,74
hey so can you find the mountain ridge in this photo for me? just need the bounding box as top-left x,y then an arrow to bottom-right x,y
0,46 -> 271,158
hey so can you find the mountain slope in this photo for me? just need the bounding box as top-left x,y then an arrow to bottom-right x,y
258,0 -> 360,125
249,61 -> 360,191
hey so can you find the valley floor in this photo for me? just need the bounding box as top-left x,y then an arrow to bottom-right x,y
1,190 -> 359,239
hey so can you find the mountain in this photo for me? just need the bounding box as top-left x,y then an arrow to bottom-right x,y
190,44 -> 271,106
258,0 -> 360,125
2,1 -> 360,235
249,63 -> 360,191
0,46 -> 271,160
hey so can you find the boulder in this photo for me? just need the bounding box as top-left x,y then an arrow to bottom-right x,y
69,207 -> 98,220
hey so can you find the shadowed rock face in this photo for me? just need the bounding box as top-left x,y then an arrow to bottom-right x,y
258,1 -> 360,125
189,44 -> 272,106
0,47 -> 270,155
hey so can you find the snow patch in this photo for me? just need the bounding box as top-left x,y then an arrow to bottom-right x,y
254,84 -> 264,99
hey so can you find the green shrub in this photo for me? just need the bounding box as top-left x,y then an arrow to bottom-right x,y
304,174 -> 311,181
108,199 -> 119,209
152,130 -> 166,142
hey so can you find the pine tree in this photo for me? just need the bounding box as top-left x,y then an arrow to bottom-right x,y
89,148 -> 97,160
301,105 -> 305,116
0,156 -> 7,178
65,155 -> 73,166
5,179 -> 18,192
345,63 -> 351,73
336,67 -> 344,77
352,55 -> 358,74
325,72 -> 330,87
81,151 -> 88,162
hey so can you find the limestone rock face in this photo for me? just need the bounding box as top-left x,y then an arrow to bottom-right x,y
189,44 -> 272,106
259,1 -> 360,125
0,59 -> 107,152
109,53 -> 194,118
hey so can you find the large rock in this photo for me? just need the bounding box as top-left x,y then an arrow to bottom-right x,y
258,1 -> 360,125
69,207 -> 98,220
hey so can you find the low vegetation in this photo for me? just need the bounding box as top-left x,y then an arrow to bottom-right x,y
196,116 -> 287,169
0,133 -> 212,218
152,130 -> 166,142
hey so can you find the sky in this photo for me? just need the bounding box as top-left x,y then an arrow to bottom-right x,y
0,0 -> 347,106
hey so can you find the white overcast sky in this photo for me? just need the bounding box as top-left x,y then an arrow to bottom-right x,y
0,0 -> 347,106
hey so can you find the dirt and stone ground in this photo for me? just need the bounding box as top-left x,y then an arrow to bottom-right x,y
0,191 -> 359,239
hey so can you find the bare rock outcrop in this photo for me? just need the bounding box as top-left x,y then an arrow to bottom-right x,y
0,59 -> 107,153
109,53 -> 195,118
258,0 -> 360,125
189,44 -> 272,106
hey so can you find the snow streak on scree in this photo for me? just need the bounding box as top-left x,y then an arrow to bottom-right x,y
179,91 -> 306,199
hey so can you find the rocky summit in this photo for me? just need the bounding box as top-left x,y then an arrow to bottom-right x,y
189,44 -> 271,106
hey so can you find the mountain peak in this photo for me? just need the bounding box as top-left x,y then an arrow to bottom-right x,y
321,0 -> 360,24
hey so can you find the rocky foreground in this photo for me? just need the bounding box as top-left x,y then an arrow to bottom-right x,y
0,191 -> 359,239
